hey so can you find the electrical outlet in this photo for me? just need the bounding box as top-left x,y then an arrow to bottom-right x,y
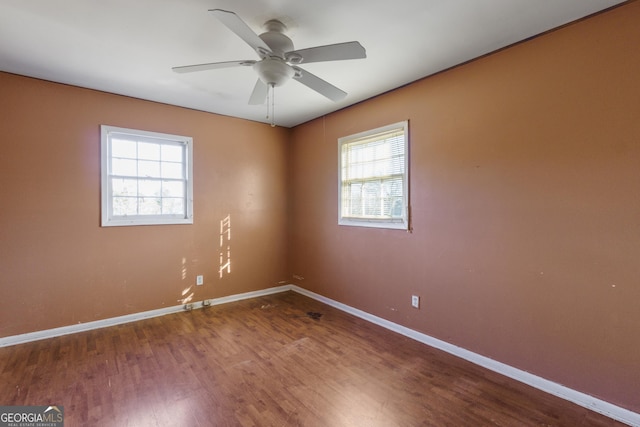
411,295 -> 420,308
196,275 -> 204,286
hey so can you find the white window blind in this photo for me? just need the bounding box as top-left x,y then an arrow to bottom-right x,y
101,125 -> 193,227
339,121 -> 409,229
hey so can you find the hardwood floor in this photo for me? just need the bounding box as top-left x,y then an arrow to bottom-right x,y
0,291 -> 627,426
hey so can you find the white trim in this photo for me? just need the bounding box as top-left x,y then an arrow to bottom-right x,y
0,285 -> 291,348
1,284 -> 637,426
289,285 -> 640,427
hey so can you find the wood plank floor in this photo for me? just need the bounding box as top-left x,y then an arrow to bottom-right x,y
0,291 -> 627,426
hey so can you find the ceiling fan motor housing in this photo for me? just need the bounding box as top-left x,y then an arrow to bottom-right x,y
259,20 -> 294,57
254,20 -> 296,86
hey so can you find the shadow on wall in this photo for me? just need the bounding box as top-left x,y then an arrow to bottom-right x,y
179,284 -> 194,305
179,257 -> 194,304
176,214 -> 232,305
219,214 -> 231,279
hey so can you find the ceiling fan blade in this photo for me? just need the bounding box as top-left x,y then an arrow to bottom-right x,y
248,79 -> 268,105
287,41 -> 366,64
293,67 -> 347,102
209,9 -> 271,55
172,60 -> 255,74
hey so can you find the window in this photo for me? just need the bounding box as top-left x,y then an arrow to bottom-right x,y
338,121 -> 409,229
100,125 -> 193,227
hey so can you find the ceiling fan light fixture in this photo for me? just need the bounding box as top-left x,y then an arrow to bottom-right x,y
254,58 -> 294,87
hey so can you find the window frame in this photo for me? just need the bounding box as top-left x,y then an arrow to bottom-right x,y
338,120 -> 410,230
100,125 -> 194,227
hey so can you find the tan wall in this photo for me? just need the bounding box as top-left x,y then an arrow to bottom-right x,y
2,0 -> 639,415
0,73 -> 290,337
289,2 -> 640,412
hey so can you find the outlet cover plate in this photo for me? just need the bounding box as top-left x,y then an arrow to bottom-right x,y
411,295 -> 420,308
196,275 -> 204,286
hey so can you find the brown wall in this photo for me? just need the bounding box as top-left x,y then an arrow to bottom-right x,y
0,72 -> 290,337
2,0 -> 639,415
289,2 -> 640,412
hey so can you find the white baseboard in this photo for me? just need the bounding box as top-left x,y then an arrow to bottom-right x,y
289,285 -> 640,427
1,283 -> 637,426
0,285 -> 291,348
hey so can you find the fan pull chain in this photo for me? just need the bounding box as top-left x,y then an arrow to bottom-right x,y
265,83 -> 276,127
266,84 -> 270,121
270,84 -> 276,127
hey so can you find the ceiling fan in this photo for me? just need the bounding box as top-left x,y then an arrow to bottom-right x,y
172,9 -> 366,122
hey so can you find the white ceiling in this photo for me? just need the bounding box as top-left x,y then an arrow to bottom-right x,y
0,0 -> 627,128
